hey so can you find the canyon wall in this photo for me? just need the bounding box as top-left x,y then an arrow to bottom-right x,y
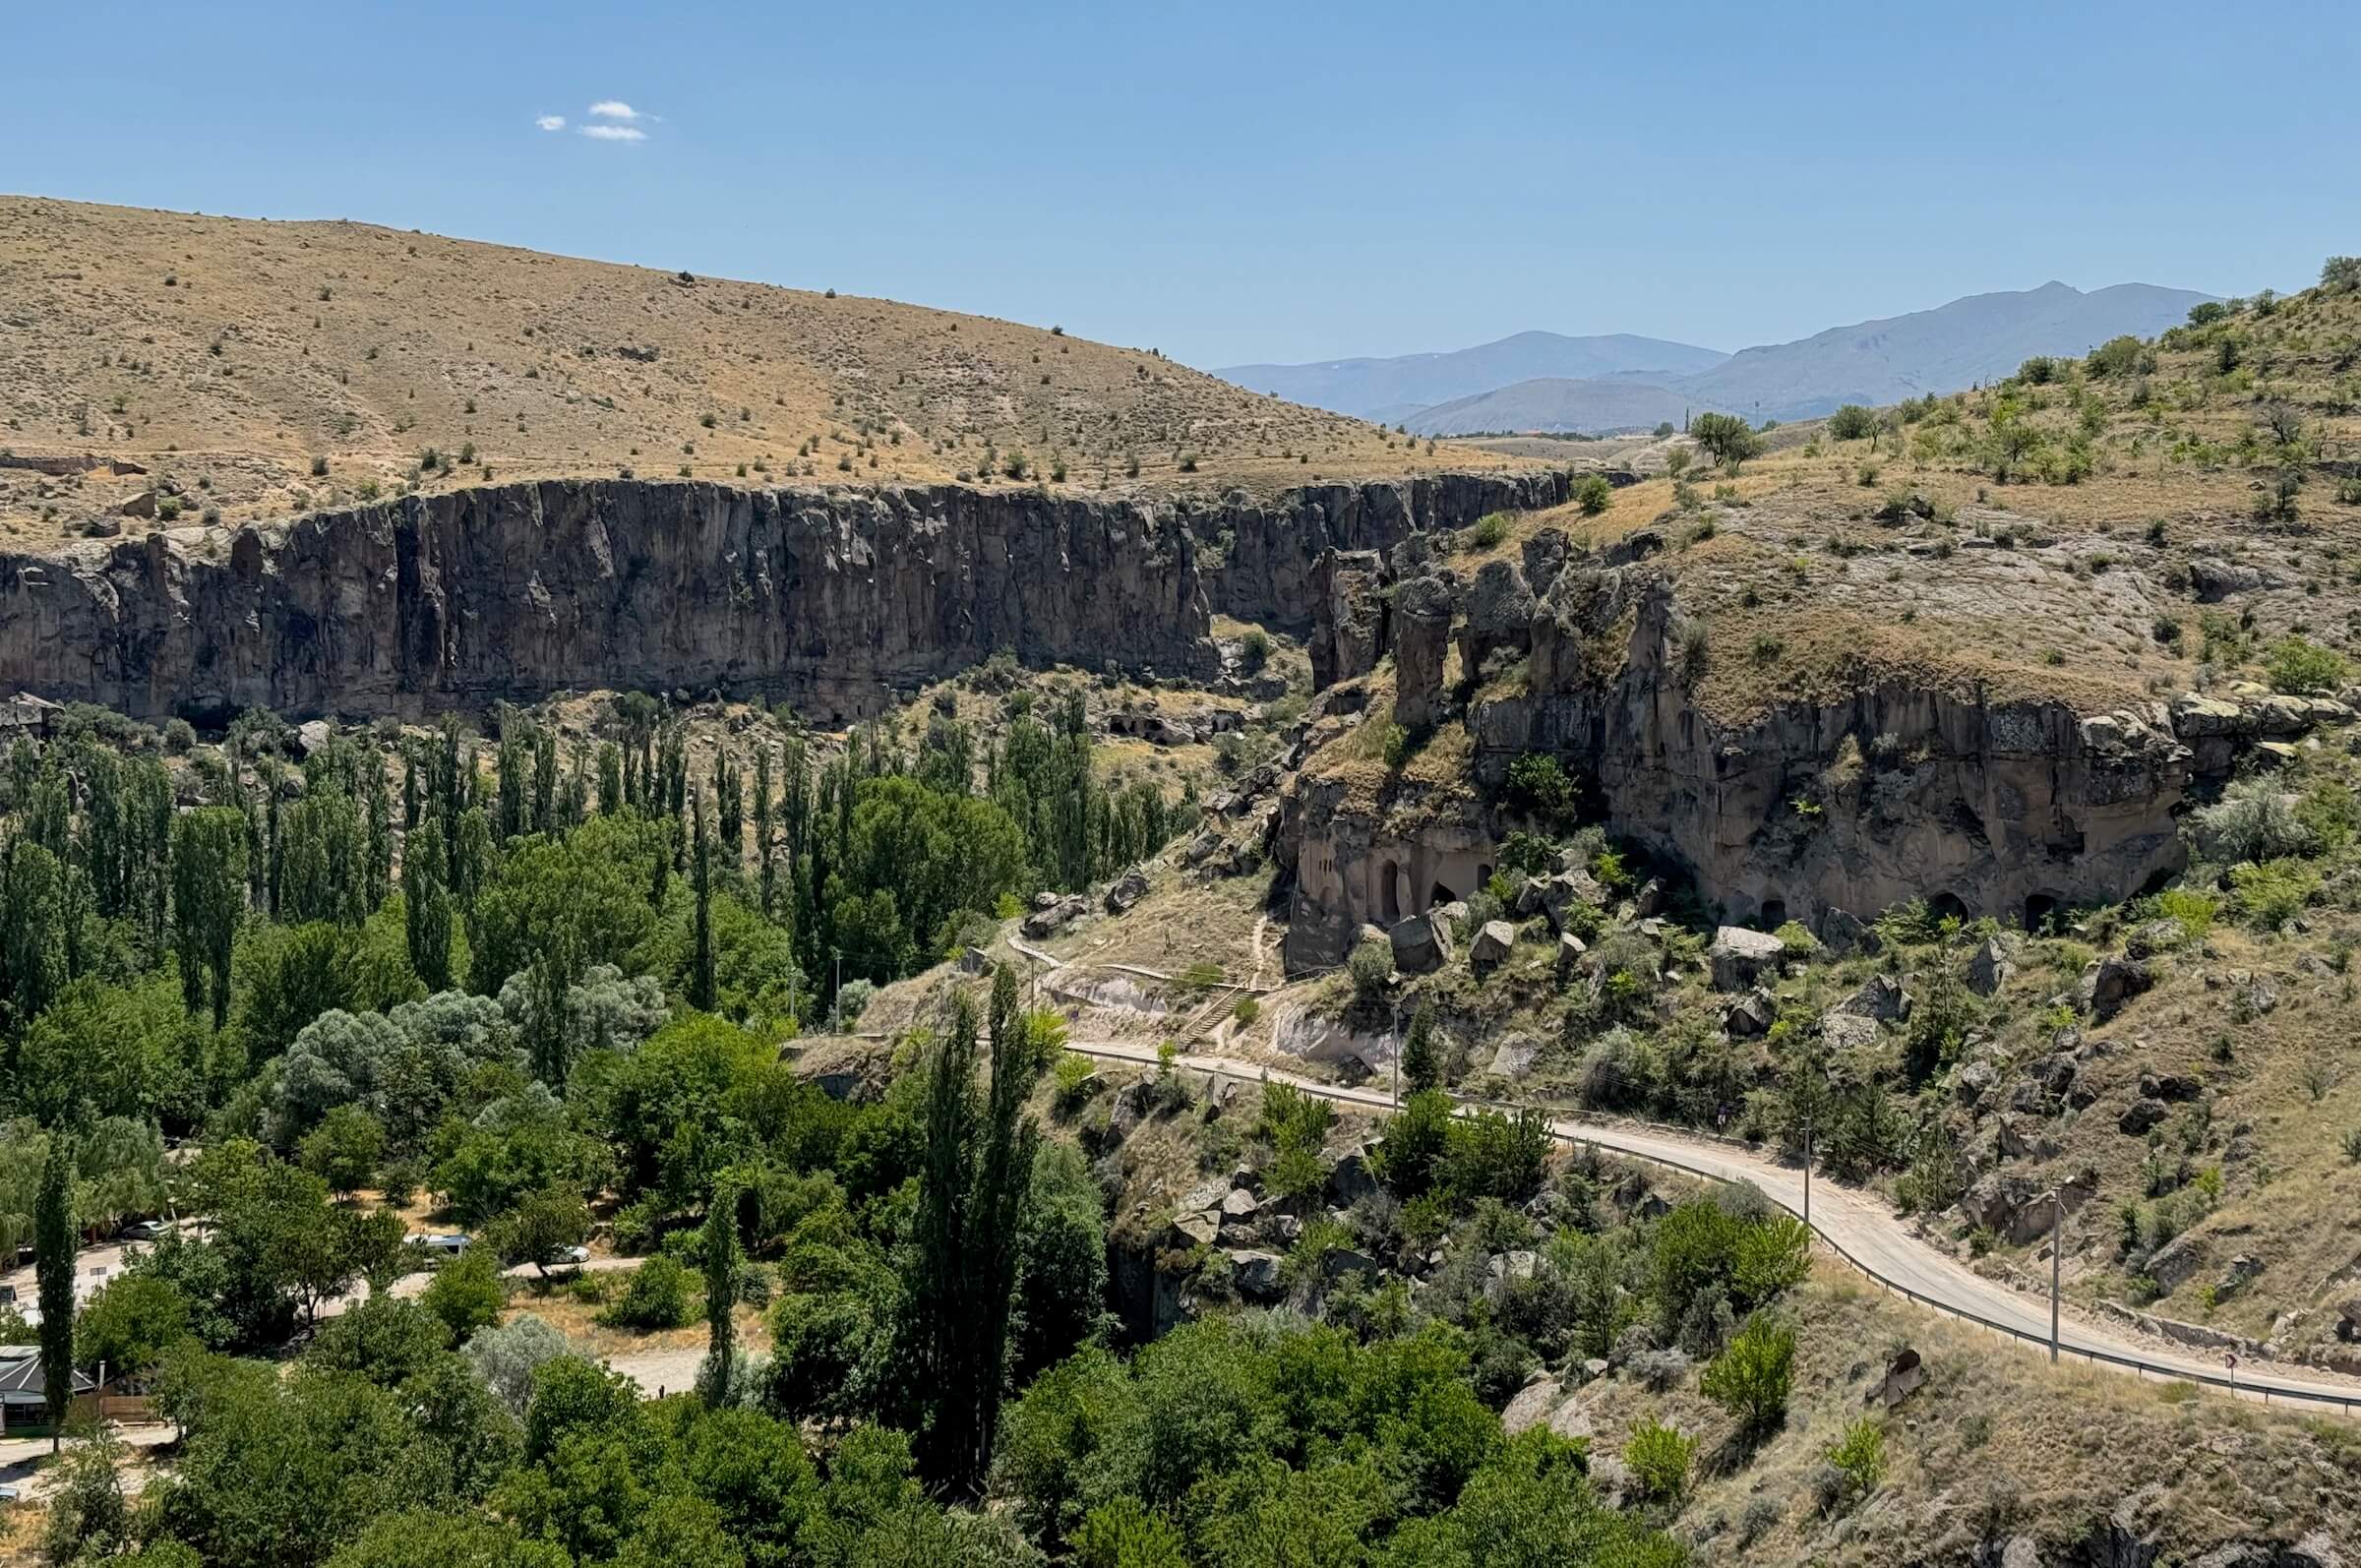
0,474 -> 1544,724
1185,470 -> 1570,630
1284,548 -> 2200,967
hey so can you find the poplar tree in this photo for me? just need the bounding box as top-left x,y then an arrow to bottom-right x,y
698,1174 -> 742,1406
170,808 -> 247,1028
690,792 -> 716,1012
1402,999 -> 1442,1093
35,1132 -> 75,1452
909,964 -> 1040,1496
404,817 -> 453,993
1,839 -> 68,1030
753,745 -> 775,916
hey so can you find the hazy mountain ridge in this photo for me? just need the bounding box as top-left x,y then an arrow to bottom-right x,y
1403,377 -> 1701,437
1222,281 -> 2216,435
1216,330 -> 1728,420
1673,280 -> 2216,422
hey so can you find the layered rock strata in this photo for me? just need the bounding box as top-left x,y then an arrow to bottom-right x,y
0,473 -> 1551,724
1275,545 -> 2298,970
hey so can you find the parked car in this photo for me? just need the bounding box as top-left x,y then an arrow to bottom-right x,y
560,1245 -> 590,1265
117,1220 -> 168,1242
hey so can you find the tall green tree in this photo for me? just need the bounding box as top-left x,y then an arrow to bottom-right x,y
699,1174 -> 742,1406
171,807 -> 249,1028
690,793 -> 716,1013
1401,999 -> 1442,1094
35,1130 -> 76,1451
403,817 -> 453,993
908,965 -> 1040,1496
753,745 -> 775,916
1,837 -> 69,1031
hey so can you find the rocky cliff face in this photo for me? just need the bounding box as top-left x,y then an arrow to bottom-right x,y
0,474 -> 1547,724
1183,471 -> 1570,631
1284,545 -> 2211,968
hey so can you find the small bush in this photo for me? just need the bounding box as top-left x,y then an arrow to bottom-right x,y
1622,1417 -> 1697,1504
1827,404 -> 1877,441
2189,780 -> 2314,864
2231,858 -> 2318,929
2266,634 -> 2350,695
1468,512 -> 1511,548
2151,887 -> 2219,937
598,1254 -> 700,1331
1573,473 -> 1613,515
1052,1051 -> 1100,1113
421,1247 -> 507,1343
1823,1417 -> 1887,1512
1348,936 -> 1394,999
1700,1316 -> 1794,1438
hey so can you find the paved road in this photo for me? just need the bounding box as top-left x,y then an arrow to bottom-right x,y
1067,1039 -> 2361,1416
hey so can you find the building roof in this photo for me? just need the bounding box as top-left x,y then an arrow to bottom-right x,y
0,1344 -> 96,1401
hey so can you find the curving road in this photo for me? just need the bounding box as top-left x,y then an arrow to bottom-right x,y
1064,1039 -> 2361,1416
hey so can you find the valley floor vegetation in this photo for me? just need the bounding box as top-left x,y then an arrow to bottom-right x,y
0,694 -> 1836,1567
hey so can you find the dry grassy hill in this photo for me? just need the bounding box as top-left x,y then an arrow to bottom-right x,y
1391,265 -> 2361,726
0,196 -> 1511,539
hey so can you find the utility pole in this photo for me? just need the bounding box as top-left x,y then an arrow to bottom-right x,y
829,949 -> 842,1034
2049,1187 -> 2064,1363
1801,1117 -> 1813,1232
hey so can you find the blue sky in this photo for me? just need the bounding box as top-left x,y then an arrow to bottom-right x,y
7,0 -> 2355,367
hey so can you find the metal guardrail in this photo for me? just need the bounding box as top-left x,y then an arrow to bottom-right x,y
1076,1045 -> 2361,1417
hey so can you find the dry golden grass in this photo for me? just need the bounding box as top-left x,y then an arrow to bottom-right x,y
1380,286 -> 2361,725
1967,907 -> 2361,1345
505,1281 -> 768,1365
1575,1266 -> 2361,1564
0,196 -> 1524,538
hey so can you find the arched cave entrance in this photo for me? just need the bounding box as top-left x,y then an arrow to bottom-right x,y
1428,881 -> 1457,912
2025,892 -> 2062,934
1380,860 -> 1402,924
1929,891 -> 1969,925
1759,898 -> 1788,931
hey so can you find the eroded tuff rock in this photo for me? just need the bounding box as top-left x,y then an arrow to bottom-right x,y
0,472 -> 1552,725
1181,470 -> 1569,630
1282,547 -> 2216,969
1391,574 -> 1455,733
1309,549 -> 1388,690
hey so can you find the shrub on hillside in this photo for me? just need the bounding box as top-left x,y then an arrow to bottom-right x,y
2265,634 -> 2349,695
598,1254 -> 699,1331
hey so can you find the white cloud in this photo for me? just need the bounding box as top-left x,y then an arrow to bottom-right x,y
578,123 -> 646,142
587,100 -> 640,121
535,114 -> 566,131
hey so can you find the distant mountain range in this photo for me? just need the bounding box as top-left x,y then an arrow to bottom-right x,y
1217,331 -> 1729,428
1215,281 -> 2215,434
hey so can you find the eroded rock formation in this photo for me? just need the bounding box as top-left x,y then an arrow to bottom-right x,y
1280,545 -> 2247,970
0,473 -> 1546,724
1182,471 -> 1569,631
